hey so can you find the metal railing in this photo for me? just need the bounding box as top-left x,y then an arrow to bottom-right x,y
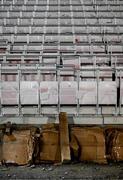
0,64 -> 123,116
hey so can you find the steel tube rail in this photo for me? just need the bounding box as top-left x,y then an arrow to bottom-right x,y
1,65 -> 123,72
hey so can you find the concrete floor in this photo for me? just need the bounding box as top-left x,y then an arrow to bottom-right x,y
0,162 -> 123,180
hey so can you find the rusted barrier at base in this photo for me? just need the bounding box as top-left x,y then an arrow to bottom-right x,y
38,124 -> 61,163
70,127 -> 107,164
1,120 -> 123,165
0,124 -> 37,165
105,128 -> 123,162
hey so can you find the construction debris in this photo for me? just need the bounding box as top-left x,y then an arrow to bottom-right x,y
0,130 -> 34,165
105,128 -> 123,162
1,120 -> 123,165
39,124 -> 61,163
70,127 -> 107,164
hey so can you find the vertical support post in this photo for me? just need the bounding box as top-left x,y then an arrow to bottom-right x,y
96,69 -> 99,114
17,64 -> 21,116
21,55 -> 24,64
94,56 -> 96,78
37,65 -> 41,115
39,56 -> 42,64
0,64 -> 2,115
76,69 -> 80,116
115,69 -> 118,115
3,55 -> 6,63
116,69 -> 121,116
112,67 -> 116,81
119,70 -> 122,115
94,56 -> 96,67
110,55 -> 112,67
57,68 -> 60,114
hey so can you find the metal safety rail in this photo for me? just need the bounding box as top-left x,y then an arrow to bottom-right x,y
0,54 -> 123,67
0,64 -> 123,116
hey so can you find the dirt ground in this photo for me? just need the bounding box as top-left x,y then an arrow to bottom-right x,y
0,162 -> 123,180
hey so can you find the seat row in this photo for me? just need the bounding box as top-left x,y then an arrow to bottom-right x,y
0,17 -> 123,26
1,44 -> 122,54
0,11 -> 123,18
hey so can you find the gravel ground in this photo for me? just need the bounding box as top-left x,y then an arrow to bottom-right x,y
0,162 -> 123,180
